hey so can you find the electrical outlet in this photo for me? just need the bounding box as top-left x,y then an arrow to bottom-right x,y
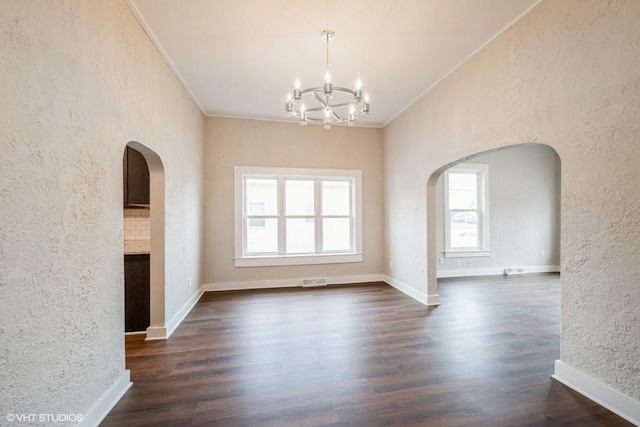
188,277 -> 192,287
390,261 -> 393,269
540,250 -> 545,257
439,257 -> 445,265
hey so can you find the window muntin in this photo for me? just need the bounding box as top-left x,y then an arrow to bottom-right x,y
444,163 -> 489,257
235,167 -> 363,267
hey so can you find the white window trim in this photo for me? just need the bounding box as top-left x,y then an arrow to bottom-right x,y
443,163 -> 490,258
234,166 -> 363,267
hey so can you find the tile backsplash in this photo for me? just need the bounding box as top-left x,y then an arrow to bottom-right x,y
124,208 -> 150,241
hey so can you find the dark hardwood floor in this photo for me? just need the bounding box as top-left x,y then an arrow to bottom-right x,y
102,274 -> 633,426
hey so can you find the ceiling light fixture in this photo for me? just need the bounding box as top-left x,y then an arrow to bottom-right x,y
286,30 -> 370,129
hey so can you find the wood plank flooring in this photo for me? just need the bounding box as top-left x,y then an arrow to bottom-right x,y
102,274 -> 633,426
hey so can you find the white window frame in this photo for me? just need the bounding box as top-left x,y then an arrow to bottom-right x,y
234,166 -> 363,267
443,163 -> 490,258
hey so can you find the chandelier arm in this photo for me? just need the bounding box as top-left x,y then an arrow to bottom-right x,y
301,117 -> 326,123
295,109 -> 348,123
330,87 -> 358,96
300,87 -> 324,96
302,106 -> 327,113
329,102 -> 360,109
312,92 -> 329,107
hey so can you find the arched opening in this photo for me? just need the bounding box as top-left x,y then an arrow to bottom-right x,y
426,142 -> 561,300
123,141 -> 166,340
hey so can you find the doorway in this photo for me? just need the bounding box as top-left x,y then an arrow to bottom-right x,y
426,143 -> 561,296
122,141 -> 166,339
123,145 -> 150,332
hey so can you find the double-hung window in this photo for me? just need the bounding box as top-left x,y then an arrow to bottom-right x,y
235,166 -> 363,267
444,163 -> 490,257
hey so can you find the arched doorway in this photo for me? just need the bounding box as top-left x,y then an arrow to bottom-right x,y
123,141 -> 166,340
426,142 -> 561,299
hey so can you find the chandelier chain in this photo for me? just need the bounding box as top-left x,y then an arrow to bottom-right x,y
326,35 -> 329,73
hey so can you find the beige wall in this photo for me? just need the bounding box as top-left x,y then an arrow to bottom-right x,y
203,117 -> 384,287
385,0 -> 640,402
0,0 -> 203,421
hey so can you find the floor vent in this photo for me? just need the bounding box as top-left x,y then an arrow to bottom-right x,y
302,278 -> 327,287
504,267 -> 525,276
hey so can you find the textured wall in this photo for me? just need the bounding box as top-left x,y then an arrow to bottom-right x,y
203,117 -> 384,286
0,0 -> 203,422
384,0 -> 639,401
435,143 -> 561,274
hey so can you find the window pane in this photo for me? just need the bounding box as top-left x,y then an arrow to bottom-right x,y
246,218 -> 278,253
448,173 -> 477,210
450,211 -> 478,248
323,218 -> 351,251
286,218 -> 315,253
285,180 -> 315,215
246,179 -> 277,215
322,180 -> 351,215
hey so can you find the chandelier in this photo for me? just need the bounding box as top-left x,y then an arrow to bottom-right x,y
286,30 -> 370,129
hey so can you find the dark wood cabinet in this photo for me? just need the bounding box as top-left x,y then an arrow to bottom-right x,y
123,146 -> 150,207
124,254 -> 150,332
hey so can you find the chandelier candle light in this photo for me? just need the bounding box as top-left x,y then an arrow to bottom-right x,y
286,30 -> 370,129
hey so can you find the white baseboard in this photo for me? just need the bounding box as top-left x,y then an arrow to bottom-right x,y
204,275 -> 440,308
384,275 -> 440,306
552,360 -> 640,426
437,264 -> 560,279
79,370 -> 131,427
204,274 -> 385,292
164,287 -> 204,338
144,326 -> 167,341
145,287 -> 204,340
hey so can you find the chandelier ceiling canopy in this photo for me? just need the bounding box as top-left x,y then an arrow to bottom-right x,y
286,30 -> 370,129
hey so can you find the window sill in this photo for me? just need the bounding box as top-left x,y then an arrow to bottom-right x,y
235,253 -> 363,267
444,250 -> 491,258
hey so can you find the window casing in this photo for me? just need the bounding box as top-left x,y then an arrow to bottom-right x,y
444,163 -> 490,258
234,166 -> 363,267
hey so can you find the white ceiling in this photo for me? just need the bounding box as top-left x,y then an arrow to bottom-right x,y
127,0 -> 542,127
